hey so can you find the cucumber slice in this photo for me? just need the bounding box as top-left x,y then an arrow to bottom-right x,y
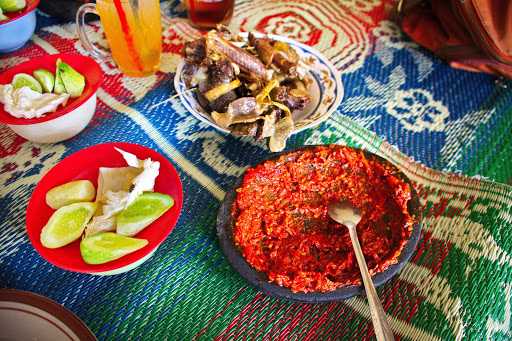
0,7 -> 8,20
12,73 -> 42,93
53,59 -> 66,94
40,202 -> 97,249
80,232 -> 148,264
116,192 -> 174,237
57,59 -> 86,98
33,68 -> 55,93
45,180 -> 96,209
0,0 -> 26,13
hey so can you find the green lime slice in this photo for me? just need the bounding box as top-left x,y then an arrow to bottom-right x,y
0,0 -> 26,12
12,73 -> 42,93
33,69 -> 55,93
116,192 -> 174,237
40,202 -> 97,249
53,59 -> 66,94
45,180 -> 96,210
0,7 -> 8,20
57,59 -> 85,98
80,232 -> 148,264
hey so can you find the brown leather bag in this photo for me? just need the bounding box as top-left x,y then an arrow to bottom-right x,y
398,0 -> 512,78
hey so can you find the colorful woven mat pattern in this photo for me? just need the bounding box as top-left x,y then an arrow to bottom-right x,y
1,0 -> 512,339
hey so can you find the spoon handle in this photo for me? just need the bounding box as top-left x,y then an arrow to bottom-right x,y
347,224 -> 394,341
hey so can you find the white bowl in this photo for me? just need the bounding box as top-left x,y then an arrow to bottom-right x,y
7,94 -> 97,143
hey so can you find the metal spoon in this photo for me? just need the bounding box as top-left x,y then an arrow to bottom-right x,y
328,201 -> 394,341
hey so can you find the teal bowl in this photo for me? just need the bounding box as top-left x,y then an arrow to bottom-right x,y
0,0 -> 39,53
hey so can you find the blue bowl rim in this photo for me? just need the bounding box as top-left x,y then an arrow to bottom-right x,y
0,0 -> 39,26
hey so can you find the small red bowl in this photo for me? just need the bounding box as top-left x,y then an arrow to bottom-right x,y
0,53 -> 102,125
26,142 -> 183,275
0,53 -> 102,143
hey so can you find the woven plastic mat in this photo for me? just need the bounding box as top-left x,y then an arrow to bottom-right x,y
1,0 -> 512,340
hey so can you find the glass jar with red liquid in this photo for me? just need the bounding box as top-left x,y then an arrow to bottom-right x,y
186,0 -> 234,29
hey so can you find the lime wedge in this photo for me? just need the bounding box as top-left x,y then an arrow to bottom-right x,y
45,180 -> 96,210
116,192 -> 174,237
40,202 -> 97,249
0,0 -> 26,12
0,7 -> 8,20
12,73 -> 42,93
80,232 -> 148,264
33,69 -> 55,93
57,59 -> 85,98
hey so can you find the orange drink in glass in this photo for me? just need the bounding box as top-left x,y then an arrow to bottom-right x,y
77,0 -> 162,77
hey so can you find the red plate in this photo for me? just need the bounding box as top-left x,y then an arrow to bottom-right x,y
0,53 -> 102,125
0,0 -> 39,25
26,142 -> 183,274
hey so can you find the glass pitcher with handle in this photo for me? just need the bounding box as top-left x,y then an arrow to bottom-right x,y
76,0 -> 162,77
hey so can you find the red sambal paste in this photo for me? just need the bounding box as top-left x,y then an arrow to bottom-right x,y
232,145 -> 415,293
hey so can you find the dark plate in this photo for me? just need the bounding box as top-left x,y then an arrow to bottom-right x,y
216,145 -> 422,303
0,289 -> 96,340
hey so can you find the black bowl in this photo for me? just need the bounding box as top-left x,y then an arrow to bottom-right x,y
216,145 -> 422,303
